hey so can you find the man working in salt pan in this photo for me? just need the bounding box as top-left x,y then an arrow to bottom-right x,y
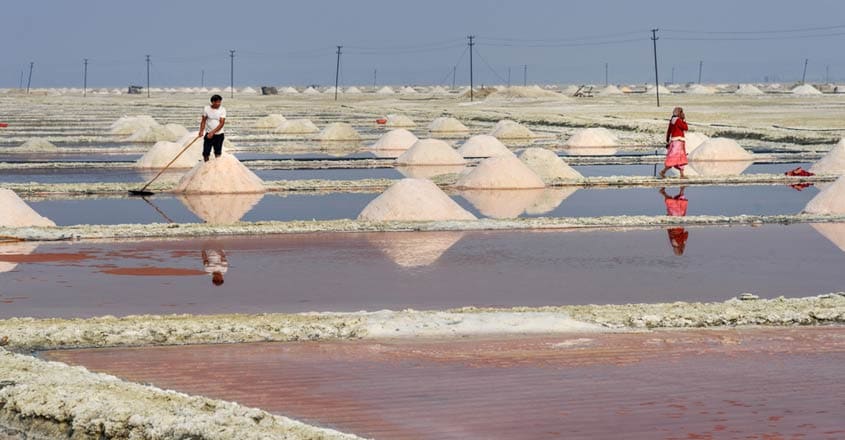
659,106 -> 688,178
198,94 -> 226,162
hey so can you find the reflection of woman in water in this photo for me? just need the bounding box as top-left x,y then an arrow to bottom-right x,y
201,248 -> 228,286
660,186 -> 689,256
659,107 -> 689,179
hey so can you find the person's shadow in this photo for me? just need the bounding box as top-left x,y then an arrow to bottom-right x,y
660,186 -> 689,256
201,247 -> 228,286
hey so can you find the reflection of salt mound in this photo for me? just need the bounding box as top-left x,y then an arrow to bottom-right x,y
460,189 -> 545,219
429,117 -> 469,133
519,148 -> 582,181
457,135 -> 512,158
16,138 -> 58,151
524,188 -> 578,215
371,129 -> 418,151
397,165 -> 465,179
810,223 -> 845,252
174,153 -> 265,194
687,84 -> 716,95
687,160 -> 752,176
564,128 -> 619,148
804,176 -> 845,214
490,120 -> 535,139
275,119 -> 319,134
456,155 -> 545,189
358,178 -> 476,221
385,114 -> 416,128
791,84 -> 823,95
135,137 -> 203,169
598,85 -> 624,96
0,241 -> 39,273
685,132 -> 710,153
179,193 -> 264,224
396,139 -> 466,165
110,115 -> 158,135
0,189 -> 55,227
254,114 -> 287,129
367,231 -> 464,268
376,86 -> 396,95
318,123 -> 361,141
688,138 -> 754,161
735,84 -> 764,95
810,139 -> 845,175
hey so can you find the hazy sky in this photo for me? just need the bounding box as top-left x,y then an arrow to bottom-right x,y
4,0 -> 845,87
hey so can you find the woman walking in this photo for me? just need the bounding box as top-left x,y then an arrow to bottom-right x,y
659,107 -> 688,178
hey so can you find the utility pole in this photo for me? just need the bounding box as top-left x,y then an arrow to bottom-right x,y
467,35 -> 475,101
145,54 -> 150,98
201,69 -> 204,88
229,49 -> 235,98
452,65 -> 456,89
26,62 -> 34,94
19,70 -> 23,90
373,68 -> 377,88
650,29 -> 660,107
826,64 -> 830,83
671,66 -> 675,84
334,45 -> 342,101
698,60 -> 703,84
83,58 -> 88,97
605,62 -> 609,87
523,64 -> 527,86
508,66 -> 511,87
801,58 -> 808,85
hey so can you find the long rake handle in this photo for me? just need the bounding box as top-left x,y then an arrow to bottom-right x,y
139,135 -> 202,192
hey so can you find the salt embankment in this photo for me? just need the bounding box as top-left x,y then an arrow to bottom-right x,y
173,154 -> 265,194
518,148 -> 582,181
0,189 -> 55,227
396,139 -> 466,166
457,135 -> 512,158
358,178 -> 476,221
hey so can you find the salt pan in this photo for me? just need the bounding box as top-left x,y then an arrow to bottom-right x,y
459,189 -> 545,218
179,193 -> 264,224
366,231 -> 465,268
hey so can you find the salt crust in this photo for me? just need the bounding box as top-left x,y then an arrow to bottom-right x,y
490,119 -> 535,139
396,139 -> 466,166
810,139 -> 845,175
358,178 -> 476,221
563,127 -> 619,148
173,153 -> 265,194
688,138 -> 754,162
457,134 -> 512,158
370,129 -> 418,151
456,155 -> 545,189
0,189 -> 55,227
518,147 -> 582,181
318,123 -> 361,141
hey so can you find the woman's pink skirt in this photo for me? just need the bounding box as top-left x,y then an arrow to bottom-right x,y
665,140 -> 688,168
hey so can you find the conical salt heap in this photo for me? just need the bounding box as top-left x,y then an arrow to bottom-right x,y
376,86 -> 396,95
179,193 -> 265,224
0,189 -> 56,227
345,86 -> 363,94
804,176 -> 845,214
598,85 -> 624,96
429,117 -> 469,134
254,114 -> 287,129
135,134 -> 203,169
15,138 -> 58,152
174,153 -> 265,194
358,178 -> 476,221
490,120 -> 535,139
457,135 -> 513,158
318,123 -> 361,141
385,114 -> 416,128
456,155 -> 545,189
564,128 -> 618,148
810,139 -> 845,175
688,138 -> 754,161
275,119 -> 319,134
687,84 -> 716,95
518,147 -> 582,181
126,123 -> 188,143
302,87 -> 320,95
791,84 -> 823,95
735,84 -> 764,96
396,139 -> 466,166
367,231 -> 465,268
684,132 -> 710,153
370,129 -> 418,151
109,115 -> 158,135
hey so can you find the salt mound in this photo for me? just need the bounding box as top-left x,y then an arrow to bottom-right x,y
810,223 -> 845,252
240,86 -> 258,94
396,139 -> 465,166
302,87 -> 320,95
345,86 -> 363,94
254,114 -> 287,129
281,87 -> 300,94
367,231 -> 464,268
457,135 -> 512,158
396,165 -> 466,179
0,242 -> 39,273
791,84 -> 823,95
460,189 -> 545,219
688,138 -> 754,161
524,188 -> 578,215
275,119 -> 319,134
804,176 -> 845,214
490,120 -> 535,139
431,86 -> 449,95
400,86 -> 418,94
646,85 -> 672,94
323,86 -> 341,95
385,114 -> 416,128
429,117 -> 469,133
518,148 -> 582,181
174,153 -> 265,194
492,85 -> 560,99
125,124 -> 186,143
0,189 -> 55,227
684,132 -> 710,153
456,155 -> 545,189
687,84 -> 716,95
376,86 -> 396,95
687,160 -> 752,176
735,84 -> 764,95
564,128 -> 619,148
563,147 -> 618,156
358,178 -> 476,221
179,193 -> 264,224
16,138 -> 58,151
810,139 -> 845,175
598,85 -> 624,96
318,123 -> 361,141
135,138 -> 203,169
370,129 -> 418,151
109,115 -> 158,135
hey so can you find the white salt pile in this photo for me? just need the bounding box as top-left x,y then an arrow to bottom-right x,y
366,232 -> 465,268
810,139 -> 845,175
254,114 -> 287,129
431,86 -> 450,95
524,188 -> 578,215
688,138 -> 754,161
804,176 -> 845,214
687,84 -> 716,95
396,139 -> 466,165
459,189 -> 545,219
490,86 -> 561,99
396,165 -> 466,179
684,132 -> 710,153
598,85 -> 624,96
490,120 -> 535,139
179,193 -> 264,224
318,123 -> 361,141
428,117 -> 469,134
687,160 -> 752,176
240,87 -> 258,95
400,86 -> 418,94
735,84 -> 764,95
274,119 -> 320,134
323,86 -> 341,95
125,123 -> 187,143
791,84 -> 823,95
302,87 -> 320,95
518,147 -> 582,181
281,87 -> 300,94
15,138 -> 58,152
376,86 -> 396,95
135,136 -> 203,169
345,86 -> 363,94
456,155 -> 545,189
646,85 -> 672,95
109,115 -> 159,135
563,128 -> 619,148
358,178 -> 476,221
173,153 -> 265,194
385,114 -> 416,128
370,129 -> 418,151
457,134 -> 512,158
0,189 -> 55,227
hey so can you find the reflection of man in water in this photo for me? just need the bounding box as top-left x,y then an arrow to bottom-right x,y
201,248 -> 228,286
660,186 -> 689,256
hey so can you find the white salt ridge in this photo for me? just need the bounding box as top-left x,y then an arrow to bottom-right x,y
804,176 -> 845,214
0,189 -> 55,227
688,138 -> 754,161
457,134 -> 513,158
735,84 -> 764,95
459,189 -> 545,218
396,139 -> 466,166
376,86 -> 396,95
174,153 -> 265,194
518,147 -> 582,181
429,117 -> 469,133
598,85 -> 624,96
564,127 -> 619,148
490,120 -> 535,139
254,114 -> 287,129
275,119 -> 319,134
135,136 -> 203,169
684,132 -> 710,153
810,139 -> 845,175
370,129 -> 418,151
456,155 -> 545,189
791,84 -> 823,95
358,178 -> 476,221
385,114 -> 416,128
16,138 -> 58,152
179,193 -> 264,224
318,123 -> 361,141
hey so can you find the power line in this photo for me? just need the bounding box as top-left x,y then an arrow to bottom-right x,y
26,62 -> 34,93
663,31 -> 845,41
229,49 -> 235,98
473,47 -> 507,84
481,30 -> 645,43
662,23 -> 845,35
